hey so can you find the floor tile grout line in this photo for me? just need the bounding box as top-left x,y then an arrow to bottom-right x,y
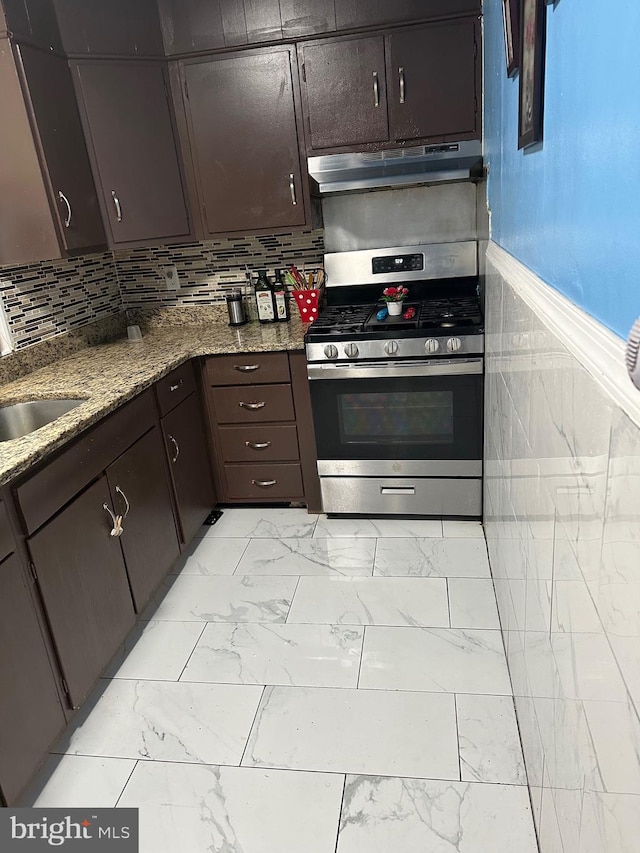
175,622 -> 209,682
231,538 -> 252,576
238,685 -> 267,768
333,775 -> 347,853
114,759 -> 139,807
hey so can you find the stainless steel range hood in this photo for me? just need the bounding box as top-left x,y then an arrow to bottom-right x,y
308,141 -> 483,194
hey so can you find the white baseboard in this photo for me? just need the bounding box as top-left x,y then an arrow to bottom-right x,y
486,241 -> 640,430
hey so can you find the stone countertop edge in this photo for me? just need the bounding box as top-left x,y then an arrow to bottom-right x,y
0,318 -> 307,486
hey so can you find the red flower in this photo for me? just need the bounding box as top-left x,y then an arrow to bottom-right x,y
384,287 -> 398,296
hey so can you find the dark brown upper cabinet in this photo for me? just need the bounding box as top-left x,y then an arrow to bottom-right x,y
158,0 -> 226,55
387,19 -> 479,142
181,46 -> 309,236
72,60 -> 192,247
300,36 -> 388,150
0,0 -> 62,51
335,0 -> 480,30
52,0 -> 163,56
299,18 -> 480,154
0,39 -> 105,266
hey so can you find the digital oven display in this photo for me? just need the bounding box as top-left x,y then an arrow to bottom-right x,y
371,254 -> 424,274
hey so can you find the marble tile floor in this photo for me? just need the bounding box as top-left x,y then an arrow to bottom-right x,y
25,508 -> 537,853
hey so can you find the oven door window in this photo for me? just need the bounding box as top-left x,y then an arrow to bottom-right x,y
339,390 -> 454,446
310,372 -> 482,461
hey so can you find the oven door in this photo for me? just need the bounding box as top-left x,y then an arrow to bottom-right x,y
307,358 -> 483,475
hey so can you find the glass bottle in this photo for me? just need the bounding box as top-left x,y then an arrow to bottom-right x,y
273,269 -> 290,322
255,269 -> 276,324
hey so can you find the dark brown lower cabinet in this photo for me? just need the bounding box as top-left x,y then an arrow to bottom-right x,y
0,552 -> 66,806
106,427 -> 180,612
28,476 -> 136,710
162,391 -> 216,545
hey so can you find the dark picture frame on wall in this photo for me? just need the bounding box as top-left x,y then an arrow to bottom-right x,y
502,0 -> 520,77
518,0 -> 547,149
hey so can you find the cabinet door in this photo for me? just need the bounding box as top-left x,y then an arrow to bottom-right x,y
74,61 -> 191,245
280,0 -> 336,38
106,427 -> 180,613
28,476 -> 136,709
17,45 -> 105,253
53,0 -> 164,56
300,37 -> 388,151
158,0 -> 225,55
335,0 -> 480,30
183,48 -> 307,235
387,19 -> 478,142
162,392 -> 216,545
0,553 -> 66,806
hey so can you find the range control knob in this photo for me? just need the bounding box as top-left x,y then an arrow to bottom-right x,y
344,342 -> 359,359
384,340 -> 399,356
425,338 -> 440,354
447,337 -> 463,353
323,344 -> 338,360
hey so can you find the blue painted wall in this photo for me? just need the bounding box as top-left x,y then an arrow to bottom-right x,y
484,0 -> 640,339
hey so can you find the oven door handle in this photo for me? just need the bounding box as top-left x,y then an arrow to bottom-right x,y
307,358 -> 483,380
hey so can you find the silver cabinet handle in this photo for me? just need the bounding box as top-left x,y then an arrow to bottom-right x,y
239,401 -> 266,410
168,434 -> 180,463
58,191 -> 72,228
373,71 -> 380,107
245,441 -> 271,450
111,190 -> 123,222
289,173 -> 297,206
399,67 -> 406,104
115,485 -> 130,518
103,503 -> 123,537
251,479 -> 277,487
381,486 -> 415,496
169,380 -> 183,392
234,364 -> 260,372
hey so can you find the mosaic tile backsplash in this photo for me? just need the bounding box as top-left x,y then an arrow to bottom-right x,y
113,230 -> 325,309
0,252 -> 120,351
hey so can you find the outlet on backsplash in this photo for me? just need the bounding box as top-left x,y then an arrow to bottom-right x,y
163,265 -> 180,291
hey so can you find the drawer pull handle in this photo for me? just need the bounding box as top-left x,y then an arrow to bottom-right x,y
251,479 -> 277,488
168,434 -> 180,463
170,379 -> 183,392
399,66 -> 406,104
246,441 -> 271,450
111,189 -> 123,222
239,401 -> 266,410
234,364 -> 260,372
115,485 -> 130,518
381,486 -> 415,496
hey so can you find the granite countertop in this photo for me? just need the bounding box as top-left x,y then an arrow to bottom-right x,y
0,316 -> 307,485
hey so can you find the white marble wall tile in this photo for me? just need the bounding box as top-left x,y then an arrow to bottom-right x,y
236,538 -> 375,576
514,696 -> 545,828
150,576 -> 297,623
118,762 -> 344,853
579,791 -> 640,853
583,698 -> 640,795
609,635 -> 640,713
448,578 -> 501,629
373,537 -> 491,577
55,679 -> 263,765
456,694 -> 526,785
550,633 -> 627,702
359,627 -> 512,695
24,755 -> 136,808
287,577 -> 449,627
180,623 -> 363,689
337,776 -> 538,853
551,581 -> 602,634
537,782 -> 567,853
243,686 -> 459,780
173,537 -> 249,575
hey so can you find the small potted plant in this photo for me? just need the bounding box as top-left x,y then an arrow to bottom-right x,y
381,286 -> 409,316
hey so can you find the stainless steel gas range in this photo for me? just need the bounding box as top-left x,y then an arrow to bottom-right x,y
305,242 -> 484,517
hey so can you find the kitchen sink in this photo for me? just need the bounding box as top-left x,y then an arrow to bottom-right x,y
0,399 -> 86,442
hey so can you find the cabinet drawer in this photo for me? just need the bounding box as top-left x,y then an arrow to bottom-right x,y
155,360 -> 196,417
224,463 -> 304,500
15,390 -> 156,536
206,352 -> 290,386
211,384 -> 295,424
0,500 -> 14,564
218,425 -> 299,463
